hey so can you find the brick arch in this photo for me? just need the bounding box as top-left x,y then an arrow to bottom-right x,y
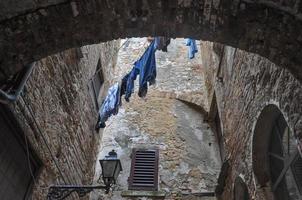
1,0 -> 302,82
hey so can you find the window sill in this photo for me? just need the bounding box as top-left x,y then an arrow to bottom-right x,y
121,190 -> 166,198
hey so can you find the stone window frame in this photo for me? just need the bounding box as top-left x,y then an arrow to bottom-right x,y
128,148 -> 159,191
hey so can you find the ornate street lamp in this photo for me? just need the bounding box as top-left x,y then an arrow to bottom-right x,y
47,150 -> 122,200
99,149 -> 122,191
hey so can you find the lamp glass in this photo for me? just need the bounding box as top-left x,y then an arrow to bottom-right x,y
100,160 -> 117,178
113,161 -> 122,183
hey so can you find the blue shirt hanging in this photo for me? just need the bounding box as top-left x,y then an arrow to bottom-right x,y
123,37 -> 170,101
186,39 -> 198,59
124,67 -> 139,102
135,40 -> 157,97
96,83 -> 121,128
124,40 -> 157,101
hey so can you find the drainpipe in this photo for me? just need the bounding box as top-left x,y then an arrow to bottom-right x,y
0,63 -> 35,104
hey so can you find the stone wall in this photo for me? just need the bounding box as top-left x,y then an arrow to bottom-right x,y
8,40 -> 120,199
201,42 -> 302,199
200,42 -> 223,112
90,38 -> 221,200
1,0 -> 302,84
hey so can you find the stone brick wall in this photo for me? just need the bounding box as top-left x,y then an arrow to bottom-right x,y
0,0 -> 68,20
90,38 -> 221,200
1,0 -> 302,84
201,41 -> 302,199
7,40 -> 120,199
199,42 -> 222,112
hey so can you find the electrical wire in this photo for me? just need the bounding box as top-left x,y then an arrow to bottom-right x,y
20,95 -> 69,185
23,133 -> 50,193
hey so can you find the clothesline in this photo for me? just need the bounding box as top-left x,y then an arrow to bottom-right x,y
95,37 -> 197,129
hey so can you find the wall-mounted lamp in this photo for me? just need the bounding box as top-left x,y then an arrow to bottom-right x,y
47,150 -> 122,200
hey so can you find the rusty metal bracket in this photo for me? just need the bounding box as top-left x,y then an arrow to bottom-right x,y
47,184 -> 109,200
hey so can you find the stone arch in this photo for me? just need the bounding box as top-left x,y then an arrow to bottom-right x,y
252,104 -> 284,187
1,1 -> 302,82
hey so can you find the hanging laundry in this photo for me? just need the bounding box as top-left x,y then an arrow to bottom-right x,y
186,38 -> 198,59
123,41 -> 157,101
135,40 -> 157,98
124,67 -> 139,102
123,37 -> 170,102
120,73 -> 129,98
95,83 -> 121,129
154,37 -> 171,52
119,73 -> 130,107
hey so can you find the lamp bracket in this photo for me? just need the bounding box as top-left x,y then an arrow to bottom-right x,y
47,185 -> 108,200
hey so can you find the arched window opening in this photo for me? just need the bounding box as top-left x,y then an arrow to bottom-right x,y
268,114 -> 302,200
253,104 -> 302,200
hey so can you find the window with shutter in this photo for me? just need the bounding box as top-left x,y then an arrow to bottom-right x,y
89,59 -> 104,110
128,149 -> 159,191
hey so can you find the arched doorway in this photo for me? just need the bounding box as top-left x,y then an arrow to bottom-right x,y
253,104 -> 302,199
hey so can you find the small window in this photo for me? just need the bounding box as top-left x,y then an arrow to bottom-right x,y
128,149 -> 159,191
89,59 -> 104,110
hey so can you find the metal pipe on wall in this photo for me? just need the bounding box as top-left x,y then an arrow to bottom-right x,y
0,62 -> 35,104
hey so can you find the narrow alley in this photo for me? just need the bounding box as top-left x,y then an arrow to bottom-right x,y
0,1 -> 302,200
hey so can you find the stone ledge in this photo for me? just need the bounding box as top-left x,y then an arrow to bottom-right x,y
121,190 -> 166,198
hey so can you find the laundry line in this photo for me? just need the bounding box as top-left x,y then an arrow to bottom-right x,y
95,37 -> 198,129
